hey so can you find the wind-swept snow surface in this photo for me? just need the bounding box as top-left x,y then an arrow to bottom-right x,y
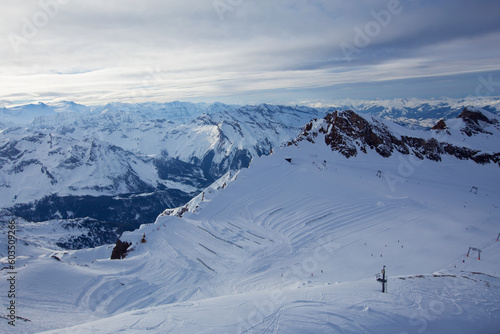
2,111 -> 500,333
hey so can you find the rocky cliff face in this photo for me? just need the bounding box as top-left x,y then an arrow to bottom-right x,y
457,107 -> 498,136
292,107 -> 500,166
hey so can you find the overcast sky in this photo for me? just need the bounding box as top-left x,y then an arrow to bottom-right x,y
1,0 -> 500,106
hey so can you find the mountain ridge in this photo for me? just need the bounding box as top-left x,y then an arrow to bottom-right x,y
292,107 -> 500,166
2,101 -> 499,249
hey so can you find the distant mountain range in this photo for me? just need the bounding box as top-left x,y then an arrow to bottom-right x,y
324,96 -> 500,129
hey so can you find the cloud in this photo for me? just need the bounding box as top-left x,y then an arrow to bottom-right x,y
0,0 -> 499,106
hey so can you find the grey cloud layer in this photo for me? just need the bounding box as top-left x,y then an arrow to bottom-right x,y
1,0 -> 499,105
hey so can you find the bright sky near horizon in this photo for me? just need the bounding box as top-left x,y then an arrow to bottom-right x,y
1,0 -> 500,107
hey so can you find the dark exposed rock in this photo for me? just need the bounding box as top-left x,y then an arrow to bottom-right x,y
431,119 -> 448,130
318,110 -> 396,158
458,107 -> 492,125
110,239 -> 132,259
458,107 -> 497,136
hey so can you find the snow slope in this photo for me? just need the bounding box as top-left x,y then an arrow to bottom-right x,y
1,108 -> 499,333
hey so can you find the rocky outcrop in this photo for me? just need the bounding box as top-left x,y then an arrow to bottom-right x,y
431,119 -> 448,131
458,107 -> 498,136
110,239 -> 132,259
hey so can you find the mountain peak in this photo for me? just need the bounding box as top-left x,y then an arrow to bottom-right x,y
458,106 -> 492,125
457,107 -> 499,137
293,109 -> 397,158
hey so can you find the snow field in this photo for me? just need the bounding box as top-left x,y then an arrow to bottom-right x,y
39,272 -> 500,333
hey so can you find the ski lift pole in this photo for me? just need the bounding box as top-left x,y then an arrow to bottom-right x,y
376,265 -> 387,293
467,247 -> 482,260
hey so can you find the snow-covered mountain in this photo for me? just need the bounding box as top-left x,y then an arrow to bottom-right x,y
0,102 -> 323,244
166,106 -> 500,219
0,101 -> 91,129
2,99 -> 499,250
292,107 -> 500,164
2,107 -> 498,333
